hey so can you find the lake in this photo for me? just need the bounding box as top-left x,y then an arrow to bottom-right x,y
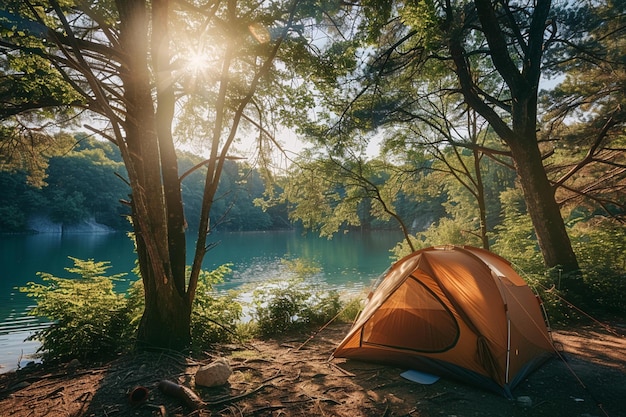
0,230 -> 402,373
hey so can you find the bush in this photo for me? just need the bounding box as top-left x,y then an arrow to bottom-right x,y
252,279 -> 343,337
250,259 -> 344,337
190,265 -> 242,349
20,257 -> 134,363
570,219 -> 626,314
521,218 -> 626,321
21,258 -> 244,363
337,295 -> 364,323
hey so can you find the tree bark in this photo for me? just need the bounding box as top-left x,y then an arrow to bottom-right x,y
446,0 -> 581,279
473,150 -> 490,250
116,0 -> 191,349
507,135 -> 579,272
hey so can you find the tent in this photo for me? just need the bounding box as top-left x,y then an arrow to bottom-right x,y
333,245 -> 555,398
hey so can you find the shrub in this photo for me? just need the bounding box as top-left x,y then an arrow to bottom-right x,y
570,218 -> 626,314
337,295 -> 364,323
252,279 -> 343,337
21,258 -> 244,363
250,259 -> 344,337
20,257 -> 134,363
190,265 -> 242,349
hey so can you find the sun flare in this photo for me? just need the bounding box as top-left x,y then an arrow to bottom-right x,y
185,50 -> 211,73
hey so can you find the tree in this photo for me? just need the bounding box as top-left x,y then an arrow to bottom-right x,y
384,103 -> 517,250
436,0 -> 582,275
272,146 -> 420,248
0,125 -> 75,187
288,0 -> 625,292
542,0 -> 626,218
0,0 -> 303,350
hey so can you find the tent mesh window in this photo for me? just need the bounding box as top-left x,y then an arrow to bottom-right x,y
362,276 -> 459,352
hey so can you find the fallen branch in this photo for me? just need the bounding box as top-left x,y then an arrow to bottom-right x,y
158,380 -> 205,410
283,396 -> 342,406
249,396 -> 342,414
249,404 -> 287,414
74,391 -> 92,416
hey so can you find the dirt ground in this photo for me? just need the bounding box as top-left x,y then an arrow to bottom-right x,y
0,321 -> 624,417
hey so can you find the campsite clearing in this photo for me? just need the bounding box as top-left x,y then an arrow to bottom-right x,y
0,321 -> 624,417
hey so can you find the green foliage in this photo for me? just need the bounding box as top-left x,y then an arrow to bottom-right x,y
19,257 -> 133,363
493,207 -> 626,320
0,171 -> 33,231
279,158 -> 362,237
491,188 -> 544,273
516,271 -> 577,325
275,155 -> 427,238
21,258 -> 245,363
0,127 -> 75,188
392,217 -> 483,259
152,153 -> 288,232
190,265 -> 242,349
0,138 -> 290,233
0,205 -> 26,231
250,259 -> 343,337
125,264 -> 243,351
337,296 -> 364,323
0,48 -> 83,119
570,219 -> 626,313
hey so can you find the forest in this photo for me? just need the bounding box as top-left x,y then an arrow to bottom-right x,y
0,133 -> 447,234
0,0 -> 625,353
0,135 -> 292,233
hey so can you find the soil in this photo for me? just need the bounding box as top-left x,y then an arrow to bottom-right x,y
0,321 -> 624,417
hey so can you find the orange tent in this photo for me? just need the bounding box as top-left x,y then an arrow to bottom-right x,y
333,245 -> 555,397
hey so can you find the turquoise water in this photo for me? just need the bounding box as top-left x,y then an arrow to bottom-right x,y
0,230 -> 402,372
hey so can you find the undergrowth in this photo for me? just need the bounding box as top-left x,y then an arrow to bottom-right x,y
19,257 -> 361,365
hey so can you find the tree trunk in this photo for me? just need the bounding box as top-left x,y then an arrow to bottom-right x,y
152,0 -> 188,296
447,0 -> 581,282
473,151 -> 490,250
134,227 -> 192,349
116,0 -> 191,350
507,139 -> 578,271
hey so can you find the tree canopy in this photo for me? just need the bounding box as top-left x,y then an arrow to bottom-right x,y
272,0 -> 625,295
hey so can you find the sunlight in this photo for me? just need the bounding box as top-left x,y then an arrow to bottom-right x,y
184,49 -> 211,73
176,43 -> 218,92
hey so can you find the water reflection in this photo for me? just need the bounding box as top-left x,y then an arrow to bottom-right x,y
0,230 -> 402,373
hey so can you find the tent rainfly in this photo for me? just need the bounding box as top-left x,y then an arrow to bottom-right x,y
333,245 -> 555,398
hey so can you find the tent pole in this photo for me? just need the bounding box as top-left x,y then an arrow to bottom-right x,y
505,312 -> 511,384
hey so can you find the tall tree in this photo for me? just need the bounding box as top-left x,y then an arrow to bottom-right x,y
447,0 -> 578,273
290,0 -> 625,289
274,149 -> 418,248
0,0 -> 303,349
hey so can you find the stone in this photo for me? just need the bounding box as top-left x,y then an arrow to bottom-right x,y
195,358 -> 232,388
67,358 -> 81,369
516,396 -> 532,408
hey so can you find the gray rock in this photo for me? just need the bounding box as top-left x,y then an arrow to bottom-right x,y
195,358 -> 232,388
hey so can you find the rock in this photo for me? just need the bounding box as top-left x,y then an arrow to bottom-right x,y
66,358 -> 81,369
195,358 -> 232,388
516,396 -> 532,408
